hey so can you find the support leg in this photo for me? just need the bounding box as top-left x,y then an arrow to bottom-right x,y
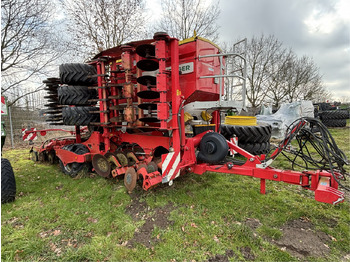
260,178 -> 266,194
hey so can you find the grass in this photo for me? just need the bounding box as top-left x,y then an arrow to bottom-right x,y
2,125 -> 350,261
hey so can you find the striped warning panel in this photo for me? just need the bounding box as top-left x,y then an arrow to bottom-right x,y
161,151 -> 181,183
22,128 -> 38,141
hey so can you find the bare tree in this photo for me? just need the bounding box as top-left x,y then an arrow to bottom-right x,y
245,35 -> 283,108
1,0 -> 67,107
156,0 -> 220,41
227,35 -> 326,109
63,0 -> 147,57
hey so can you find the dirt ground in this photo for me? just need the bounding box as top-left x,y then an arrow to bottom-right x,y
245,217 -> 334,260
126,198 -> 174,248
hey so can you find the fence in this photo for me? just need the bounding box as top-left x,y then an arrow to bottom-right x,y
2,106 -> 49,148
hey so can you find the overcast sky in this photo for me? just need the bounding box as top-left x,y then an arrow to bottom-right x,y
146,0 -> 349,100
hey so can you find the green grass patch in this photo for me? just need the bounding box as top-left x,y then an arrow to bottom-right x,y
2,125 -> 350,261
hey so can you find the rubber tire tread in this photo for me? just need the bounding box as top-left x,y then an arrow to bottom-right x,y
321,119 -> 347,127
62,106 -> 99,126
58,85 -> 97,105
59,144 -> 90,177
198,132 -> 229,164
59,63 -> 97,86
1,158 -> 16,204
238,142 -> 270,155
320,110 -> 349,120
220,124 -> 272,143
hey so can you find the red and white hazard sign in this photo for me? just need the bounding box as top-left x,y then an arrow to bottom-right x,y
1,96 -> 8,115
22,128 -> 38,141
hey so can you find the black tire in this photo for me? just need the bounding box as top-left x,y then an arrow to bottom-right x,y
238,142 -> 270,155
62,106 -> 100,126
220,124 -> 272,143
59,63 -> 97,86
58,85 -> 97,105
321,119 -> 347,127
197,132 -> 228,164
318,103 -> 332,111
59,144 -> 90,177
319,110 -> 349,120
1,158 -> 16,204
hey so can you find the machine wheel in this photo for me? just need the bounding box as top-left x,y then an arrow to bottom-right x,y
197,132 -> 229,164
59,63 -> 97,86
62,106 -> 99,126
320,110 -> 349,120
321,119 -> 347,127
59,144 -> 90,177
238,142 -> 270,155
58,85 -> 97,105
47,151 -> 57,164
1,158 -> 16,204
220,124 -> 272,143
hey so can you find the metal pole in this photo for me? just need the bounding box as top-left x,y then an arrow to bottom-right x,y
219,55 -> 223,106
242,38 -> 247,108
8,106 -> 14,148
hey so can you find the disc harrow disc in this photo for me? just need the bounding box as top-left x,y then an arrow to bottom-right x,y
136,44 -> 156,58
137,163 -> 147,172
124,167 -> 137,193
139,117 -> 159,123
137,75 -> 156,86
137,90 -> 160,99
92,154 -> 111,178
147,161 -> 158,173
136,59 -> 159,71
116,153 -> 128,167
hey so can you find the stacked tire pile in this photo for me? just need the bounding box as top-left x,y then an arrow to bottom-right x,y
58,63 -> 99,126
220,124 -> 272,155
319,110 -> 349,127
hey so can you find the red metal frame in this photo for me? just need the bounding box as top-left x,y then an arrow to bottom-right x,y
31,35 -> 346,205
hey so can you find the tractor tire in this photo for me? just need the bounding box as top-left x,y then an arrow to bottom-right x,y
318,103 -> 332,111
238,142 -> 270,155
220,124 -> 272,143
321,119 -> 347,127
319,110 -> 349,120
59,63 -> 97,86
58,85 -> 97,105
59,144 -> 90,178
1,158 -> 16,204
62,106 -> 99,126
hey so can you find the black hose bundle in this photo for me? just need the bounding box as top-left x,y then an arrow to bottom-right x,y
269,117 -> 349,191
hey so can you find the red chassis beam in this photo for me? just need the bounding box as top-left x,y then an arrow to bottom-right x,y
23,127 -> 88,137
191,139 -> 345,205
